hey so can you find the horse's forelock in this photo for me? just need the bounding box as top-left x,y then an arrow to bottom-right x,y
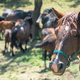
58,12 -> 78,27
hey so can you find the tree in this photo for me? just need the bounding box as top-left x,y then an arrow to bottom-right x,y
32,0 -> 42,40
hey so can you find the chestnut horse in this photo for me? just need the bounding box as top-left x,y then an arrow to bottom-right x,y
0,21 -> 15,32
49,8 -> 80,75
4,29 -> 11,53
10,17 -> 32,56
35,28 -> 57,68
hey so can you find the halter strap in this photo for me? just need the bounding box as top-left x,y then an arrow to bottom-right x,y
53,49 -> 80,66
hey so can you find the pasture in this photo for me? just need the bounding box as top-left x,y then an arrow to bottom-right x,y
0,0 -> 80,80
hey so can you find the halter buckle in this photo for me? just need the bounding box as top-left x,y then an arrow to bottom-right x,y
68,56 -> 72,61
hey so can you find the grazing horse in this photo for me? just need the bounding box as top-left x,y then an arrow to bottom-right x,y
35,28 -> 57,68
4,29 -> 11,53
0,21 -> 15,32
49,8 -> 80,75
10,17 -> 33,56
36,8 -> 58,29
3,9 -> 33,21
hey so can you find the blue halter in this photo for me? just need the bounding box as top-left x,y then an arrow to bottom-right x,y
53,49 -> 80,67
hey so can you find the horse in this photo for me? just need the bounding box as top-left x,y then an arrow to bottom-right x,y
0,21 -> 15,32
49,7 -> 80,75
10,17 -> 33,56
0,16 -> 6,21
3,9 -> 33,21
36,8 -> 58,29
35,28 -> 57,68
2,9 -> 33,19
4,29 -> 11,53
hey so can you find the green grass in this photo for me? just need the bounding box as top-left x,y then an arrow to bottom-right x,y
0,0 -> 80,80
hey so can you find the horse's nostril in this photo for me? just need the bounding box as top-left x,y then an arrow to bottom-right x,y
58,63 -> 63,70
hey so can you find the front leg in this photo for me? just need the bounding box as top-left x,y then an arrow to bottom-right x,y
79,54 -> 80,71
43,50 -> 47,69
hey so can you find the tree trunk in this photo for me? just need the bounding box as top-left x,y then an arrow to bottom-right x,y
32,0 -> 42,40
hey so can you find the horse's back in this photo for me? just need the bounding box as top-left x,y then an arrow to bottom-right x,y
0,21 -> 15,30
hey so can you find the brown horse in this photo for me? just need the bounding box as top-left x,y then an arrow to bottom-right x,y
0,21 -> 15,32
10,17 -> 32,56
35,28 -> 57,68
4,29 -> 11,53
49,8 -> 80,75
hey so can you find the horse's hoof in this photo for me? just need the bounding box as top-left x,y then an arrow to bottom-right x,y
12,54 -> 15,56
3,51 -> 5,55
22,50 -> 25,53
25,48 -> 27,50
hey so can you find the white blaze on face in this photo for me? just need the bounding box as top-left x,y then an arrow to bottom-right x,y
36,14 -> 42,23
21,27 -> 24,31
65,26 -> 69,31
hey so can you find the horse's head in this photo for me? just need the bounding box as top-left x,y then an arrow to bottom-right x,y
49,7 -> 80,75
15,19 -> 23,26
36,12 -> 58,29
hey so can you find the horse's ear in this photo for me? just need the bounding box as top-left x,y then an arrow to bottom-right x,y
52,7 -> 64,19
24,17 -> 33,25
78,12 -> 80,21
54,27 -> 59,35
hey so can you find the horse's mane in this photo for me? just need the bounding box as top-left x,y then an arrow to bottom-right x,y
58,12 -> 78,26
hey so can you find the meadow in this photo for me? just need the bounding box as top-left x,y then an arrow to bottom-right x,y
0,0 -> 80,80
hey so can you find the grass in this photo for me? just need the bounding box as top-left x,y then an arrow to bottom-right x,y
0,39 -> 80,80
0,0 -> 80,80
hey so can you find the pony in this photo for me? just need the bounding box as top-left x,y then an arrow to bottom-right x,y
49,7 -> 80,75
4,29 -> 11,53
10,17 -> 33,56
35,28 -> 57,68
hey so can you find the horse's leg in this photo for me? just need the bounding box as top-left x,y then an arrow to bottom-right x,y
49,51 -> 53,60
43,50 -> 47,69
25,39 -> 29,50
4,42 -> 6,54
19,43 -> 25,53
79,54 -> 80,71
10,43 -> 14,56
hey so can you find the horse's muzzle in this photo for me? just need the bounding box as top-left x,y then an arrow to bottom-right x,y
49,60 -> 65,75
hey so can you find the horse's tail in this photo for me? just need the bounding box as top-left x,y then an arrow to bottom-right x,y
35,40 -> 48,48
11,29 -> 18,48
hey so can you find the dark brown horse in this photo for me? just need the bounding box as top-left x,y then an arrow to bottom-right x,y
49,8 -> 80,75
0,21 -> 15,32
35,28 -> 57,68
3,9 -> 33,21
36,10 -> 58,29
4,29 -> 11,53
10,17 -> 33,56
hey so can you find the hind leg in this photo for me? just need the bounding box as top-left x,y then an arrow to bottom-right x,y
43,50 -> 47,69
10,43 -> 14,56
4,42 -> 8,54
25,39 -> 29,50
19,43 -> 25,53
